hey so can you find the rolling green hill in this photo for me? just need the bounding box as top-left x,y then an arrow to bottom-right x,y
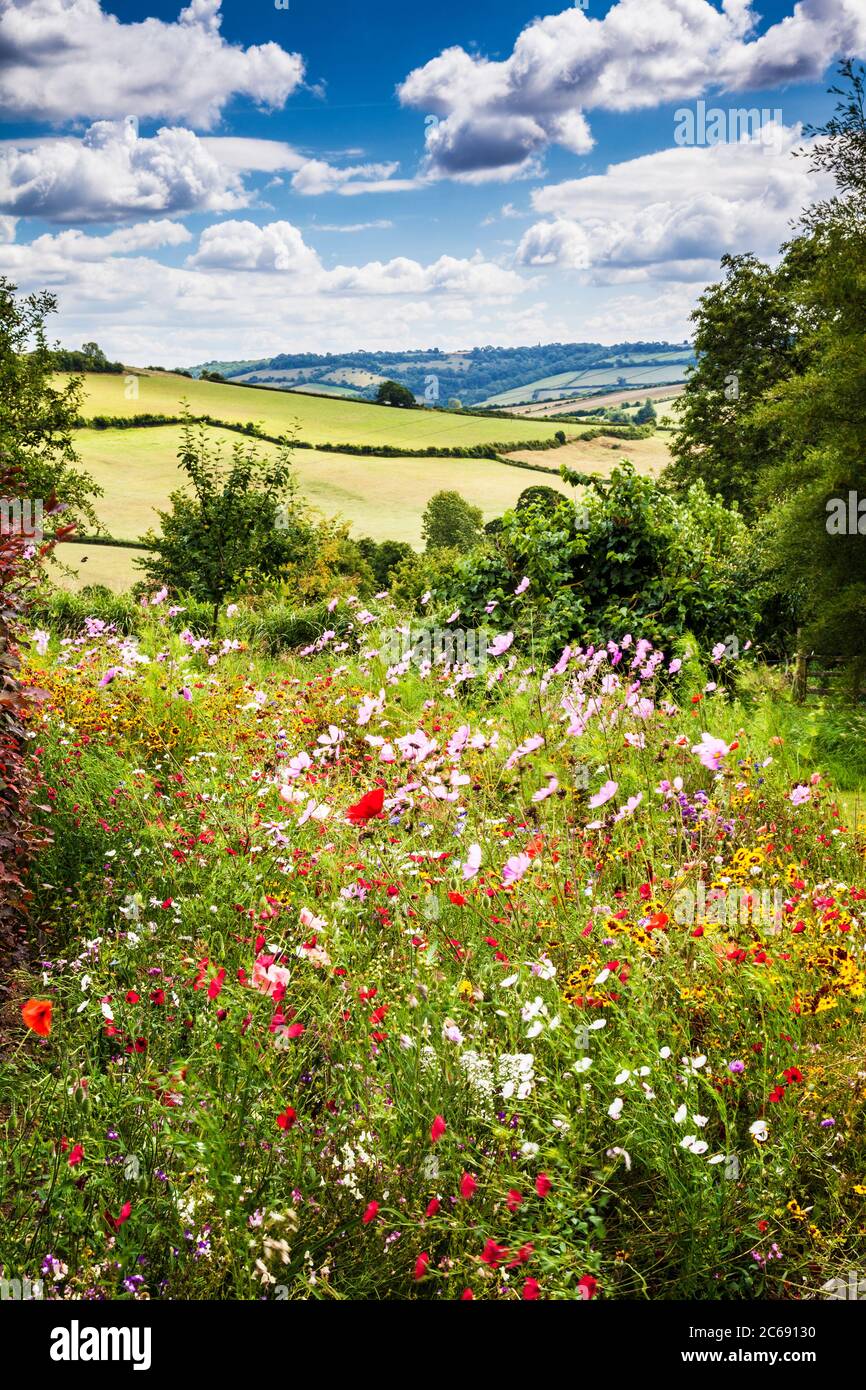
70,371 -> 579,449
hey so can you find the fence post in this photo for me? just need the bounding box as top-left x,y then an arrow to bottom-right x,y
792,630 -> 808,703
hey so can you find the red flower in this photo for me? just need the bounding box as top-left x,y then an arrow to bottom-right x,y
577,1274 -> 598,1300
414,1252 -> 429,1281
535,1173 -> 552,1198
506,1188 -> 523,1213
125,991 -> 140,1004
285,1023 -> 305,1039
523,1277 -> 541,1300
21,998 -> 52,1037
276,1106 -> 297,1131
768,1085 -> 787,1103
207,969 -> 226,1000
480,1240 -> 507,1268
448,892 -> 467,906
105,1201 -> 132,1231
460,1287 -> 474,1300
425,1197 -> 440,1217
783,1067 -> 804,1084
68,1142 -> 85,1167
362,1201 -> 379,1225
459,1172 -> 477,1200
346,787 -> 385,825
430,1114 -> 446,1144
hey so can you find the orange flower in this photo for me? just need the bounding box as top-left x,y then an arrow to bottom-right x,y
22,998 -> 52,1037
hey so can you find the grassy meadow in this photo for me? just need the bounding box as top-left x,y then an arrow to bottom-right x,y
55,423 -> 579,588
68,372 -> 580,449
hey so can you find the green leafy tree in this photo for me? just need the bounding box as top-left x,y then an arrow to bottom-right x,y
375,380 -> 415,408
137,416 -> 304,629
0,278 -> 100,528
422,490 -> 484,552
753,64 -> 866,682
634,399 -> 657,426
666,252 -> 804,511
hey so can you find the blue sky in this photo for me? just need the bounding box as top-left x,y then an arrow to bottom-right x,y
0,0 -> 860,363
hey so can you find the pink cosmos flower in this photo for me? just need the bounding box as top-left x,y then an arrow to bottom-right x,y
589,780 -> 618,809
461,843 -> 482,880
502,852 -> 532,885
487,631 -> 514,658
691,732 -> 731,770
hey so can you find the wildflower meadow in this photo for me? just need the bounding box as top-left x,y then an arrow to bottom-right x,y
3,595 -> 864,1305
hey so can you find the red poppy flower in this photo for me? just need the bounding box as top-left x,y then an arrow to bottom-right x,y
425,1197 -> 440,1217
480,1239 -> 507,1268
577,1274 -> 598,1300
362,1201 -> 379,1225
68,1142 -> 85,1167
21,998 -> 52,1037
346,787 -> 385,825
784,1067 -> 804,1084
448,892 -> 467,906
535,1173 -> 552,1198
276,1106 -> 297,1130
523,1277 -> 541,1300
506,1188 -> 523,1213
105,1201 -> 132,1231
459,1172 -> 477,1200
414,1252 -> 429,1281
430,1114 -> 446,1144
460,1287 -> 474,1300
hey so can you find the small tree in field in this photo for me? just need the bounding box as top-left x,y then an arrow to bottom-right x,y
375,380 -> 415,408
137,416 -> 306,629
422,490 -> 483,552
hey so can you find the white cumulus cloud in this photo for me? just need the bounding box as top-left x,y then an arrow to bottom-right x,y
0,0 -> 305,126
398,0 -> 866,181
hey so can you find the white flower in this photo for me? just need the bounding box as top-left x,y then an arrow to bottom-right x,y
442,1020 -> 464,1045
749,1119 -> 769,1142
574,1057 -> 592,1074
608,1097 -> 624,1120
674,1104 -> 688,1124
659,1046 -> 671,1059
693,1114 -> 709,1128
607,1147 -> 632,1171
500,973 -> 519,988
615,1069 -> 631,1085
